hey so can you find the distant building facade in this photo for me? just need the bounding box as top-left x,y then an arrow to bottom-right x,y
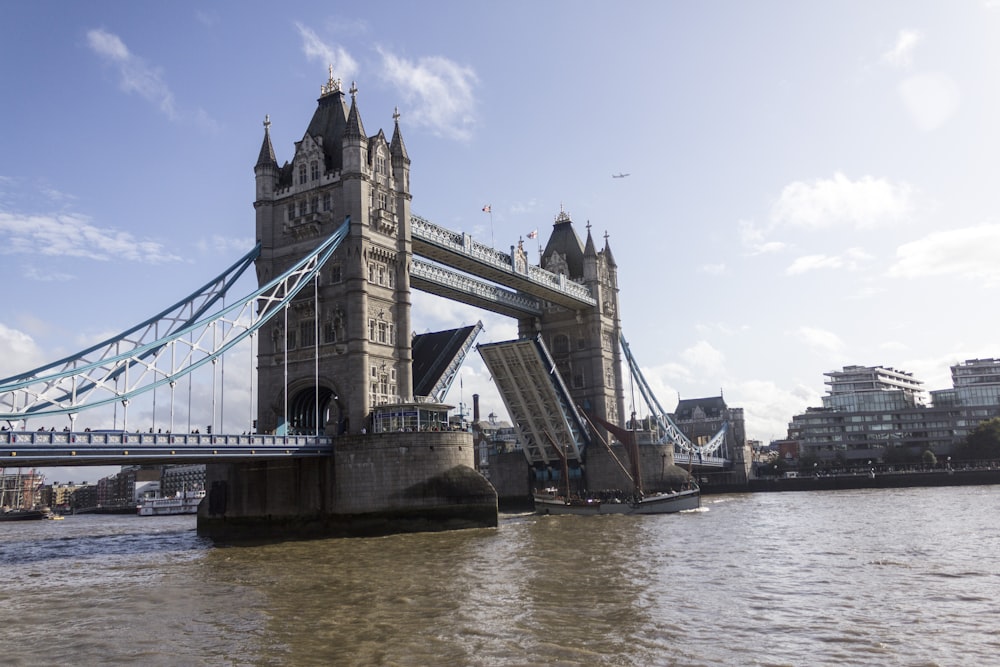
790,360 -> 1000,463
671,394 -> 751,483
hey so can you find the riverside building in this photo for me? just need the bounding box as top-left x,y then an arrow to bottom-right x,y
790,360 -> 1000,464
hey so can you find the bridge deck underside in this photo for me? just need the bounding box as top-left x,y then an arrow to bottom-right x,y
412,239 -> 594,311
411,260 -> 541,318
478,339 -> 586,467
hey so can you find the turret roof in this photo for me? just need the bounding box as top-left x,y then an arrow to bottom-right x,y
304,68 -> 350,171
345,81 -> 367,140
390,107 -> 409,161
541,209 -> 586,279
255,115 -> 276,168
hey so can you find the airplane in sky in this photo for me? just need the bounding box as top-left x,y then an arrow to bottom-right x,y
612,172 -> 630,178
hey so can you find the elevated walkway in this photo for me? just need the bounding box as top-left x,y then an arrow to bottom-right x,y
412,215 -> 595,312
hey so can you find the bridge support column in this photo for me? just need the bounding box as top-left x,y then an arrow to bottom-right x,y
197,431 -> 497,541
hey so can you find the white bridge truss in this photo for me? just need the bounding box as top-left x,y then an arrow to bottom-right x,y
0,219 -> 350,422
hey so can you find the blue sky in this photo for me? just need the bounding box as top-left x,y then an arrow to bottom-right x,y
3,1 -> 1000,482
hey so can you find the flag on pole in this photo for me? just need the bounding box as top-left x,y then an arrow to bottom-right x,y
526,229 -> 538,239
482,205 -> 491,213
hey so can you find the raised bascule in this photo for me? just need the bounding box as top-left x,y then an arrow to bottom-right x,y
0,70 -> 747,540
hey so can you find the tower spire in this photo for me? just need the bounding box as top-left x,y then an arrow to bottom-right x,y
255,114 -> 276,168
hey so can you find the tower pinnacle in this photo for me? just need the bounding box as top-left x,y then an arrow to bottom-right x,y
321,65 -> 342,97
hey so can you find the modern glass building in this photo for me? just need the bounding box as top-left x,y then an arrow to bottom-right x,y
790,360 -> 1000,463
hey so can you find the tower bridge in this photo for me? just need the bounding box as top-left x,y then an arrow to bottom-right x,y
0,70 -> 747,539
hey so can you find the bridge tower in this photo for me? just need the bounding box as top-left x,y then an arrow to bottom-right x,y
253,69 -> 413,436
521,211 -> 626,429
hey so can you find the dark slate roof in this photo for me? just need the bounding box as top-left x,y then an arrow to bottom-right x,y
390,114 -> 409,161
256,125 -> 276,168
412,325 -> 479,398
603,235 -> 617,268
305,89 -> 350,172
345,93 -> 366,142
673,395 -> 728,420
541,211 -> 586,279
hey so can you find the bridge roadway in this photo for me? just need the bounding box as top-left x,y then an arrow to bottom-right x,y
0,431 -> 333,467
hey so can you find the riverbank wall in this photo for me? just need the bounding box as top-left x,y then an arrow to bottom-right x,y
701,468 -> 1000,494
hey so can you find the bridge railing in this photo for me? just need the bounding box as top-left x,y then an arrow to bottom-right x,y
1,431 -> 333,447
674,452 -> 728,468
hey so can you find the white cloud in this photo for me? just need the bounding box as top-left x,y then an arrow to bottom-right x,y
378,47 -> 478,142
681,340 -> 726,378
728,378 -> 820,443
0,211 -> 183,264
785,247 -> 872,275
881,29 -> 922,68
86,28 -> 177,120
791,326 -> 844,356
738,219 -> 786,255
770,172 -> 914,230
0,324 -> 44,379
196,234 -> 256,256
887,224 -> 1000,284
898,72 -> 961,131
699,263 -> 726,275
295,23 -> 359,83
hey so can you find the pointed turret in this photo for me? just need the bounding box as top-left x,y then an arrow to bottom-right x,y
345,81 -> 367,140
602,231 -> 617,268
582,222 -> 599,282
390,107 -> 409,163
584,224 -> 598,258
254,115 -> 278,204
256,114 -> 277,169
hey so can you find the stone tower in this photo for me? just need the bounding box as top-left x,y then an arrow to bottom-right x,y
252,70 -> 413,435
520,210 -> 625,429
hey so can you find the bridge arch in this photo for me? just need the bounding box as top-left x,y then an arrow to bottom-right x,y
282,381 -> 343,436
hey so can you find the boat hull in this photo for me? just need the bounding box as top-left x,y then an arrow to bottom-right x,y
0,509 -> 52,521
533,489 -> 700,516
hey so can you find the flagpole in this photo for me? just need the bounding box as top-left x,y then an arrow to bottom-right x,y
483,204 -> 494,248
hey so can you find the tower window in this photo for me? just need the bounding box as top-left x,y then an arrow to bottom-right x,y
300,319 -> 315,347
310,162 -> 319,181
299,165 -> 307,185
323,193 -> 332,212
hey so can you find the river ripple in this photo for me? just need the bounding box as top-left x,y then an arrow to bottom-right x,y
2,485 -> 998,666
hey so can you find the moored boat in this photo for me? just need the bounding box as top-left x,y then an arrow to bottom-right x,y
137,489 -> 206,516
533,486 -> 700,516
0,508 -> 53,521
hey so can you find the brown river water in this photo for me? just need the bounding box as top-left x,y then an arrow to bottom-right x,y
2,485 -> 998,666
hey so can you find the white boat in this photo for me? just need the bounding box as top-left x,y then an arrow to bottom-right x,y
137,489 -> 206,516
533,487 -> 700,516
